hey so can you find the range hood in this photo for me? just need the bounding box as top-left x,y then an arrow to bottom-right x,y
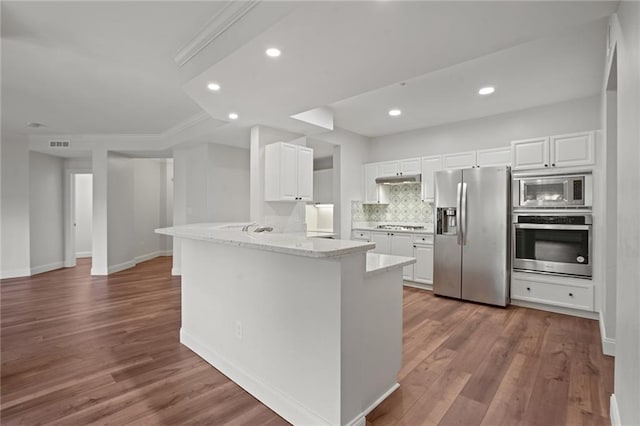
375,174 -> 422,185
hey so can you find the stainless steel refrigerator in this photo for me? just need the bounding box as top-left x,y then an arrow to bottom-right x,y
433,166 -> 511,307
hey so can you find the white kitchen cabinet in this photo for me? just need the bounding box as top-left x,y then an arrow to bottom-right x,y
362,163 -> 390,204
511,137 -> 551,170
390,233 -> 414,280
511,276 -> 594,312
512,132 -> 595,171
380,161 -> 400,177
443,151 -> 477,169
421,155 -> 443,202
476,147 -> 511,168
550,132 -> 595,168
413,244 -> 434,284
351,230 -> 371,241
401,158 -> 421,175
370,231 -> 390,254
313,169 -> 333,204
265,142 -> 314,202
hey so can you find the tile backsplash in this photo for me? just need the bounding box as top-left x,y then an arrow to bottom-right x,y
352,183 -> 433,224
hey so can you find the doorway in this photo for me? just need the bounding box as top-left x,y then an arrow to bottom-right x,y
74,174 -> 93,259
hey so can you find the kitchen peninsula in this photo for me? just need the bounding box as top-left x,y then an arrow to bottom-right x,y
156,223 -> 415,426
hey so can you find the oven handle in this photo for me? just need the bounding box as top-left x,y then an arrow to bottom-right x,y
514,223 -> 591,231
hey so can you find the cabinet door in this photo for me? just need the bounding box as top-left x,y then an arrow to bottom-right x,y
476,147 -> 511,168
390,233 -> 414,280
280,143 -> 299,200
413,245 -> 434,284
443,151 -> 477,169
363,163 -> 380,204
511,137 -> 549,170
380,161 -> 400,177
550,132 -> 595,168
400,158 -> 421,175
313,171 -> 320,203
370,232 -> 390,255
421,156 -> 443,201
297,147 -> 314,201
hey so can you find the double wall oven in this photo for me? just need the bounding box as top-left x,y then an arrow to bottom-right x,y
512,172 -> 593,279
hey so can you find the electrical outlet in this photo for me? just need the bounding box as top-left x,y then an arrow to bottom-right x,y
235,320 -> 243,340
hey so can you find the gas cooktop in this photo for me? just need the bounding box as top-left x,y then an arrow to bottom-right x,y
376,225 -> 425,231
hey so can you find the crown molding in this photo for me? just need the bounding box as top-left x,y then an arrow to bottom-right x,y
162,111 -> 213,138
174,0 -> 261,68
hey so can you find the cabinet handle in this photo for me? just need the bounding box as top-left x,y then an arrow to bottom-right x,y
413,245 -> 416,248
569,293 -> 574,297
526,287 -> 531,291
400,172 -> 403,176
544,164 -> 549,167
552,163 -> 556,167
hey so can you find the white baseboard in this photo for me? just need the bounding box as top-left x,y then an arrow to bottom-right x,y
30,261 -> 64,276
510,299 -> 599,320
107,260 -> 136,274
610,394 -> 621,426
180,329 -> 333,426
346,383 -> 400,426
599,311 -> 616,356
0,268 -> 32,279
75,251 -> 92,258
403,281 -> 433,291
171,267 -> 181,276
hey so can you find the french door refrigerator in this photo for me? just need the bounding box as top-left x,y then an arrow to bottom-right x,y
433,166 -> 511,307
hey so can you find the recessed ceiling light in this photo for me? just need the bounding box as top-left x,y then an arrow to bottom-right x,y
26,122 -> 46,128
207,83 -> 221,91
478,86 -> 495,95
228,112 -> 239,120
265,48 -> 281,58
388,109 -> 402,117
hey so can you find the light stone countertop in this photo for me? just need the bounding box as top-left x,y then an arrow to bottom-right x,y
352,226 -> 434,235
156,223 -> 373,259
366,253 -> 416,277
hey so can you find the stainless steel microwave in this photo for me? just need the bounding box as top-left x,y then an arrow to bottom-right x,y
512,172 -> 592,209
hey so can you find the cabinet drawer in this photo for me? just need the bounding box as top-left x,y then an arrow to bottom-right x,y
351,230 -> 371,241
511,279 -> 594,311
414,235 -> 433,245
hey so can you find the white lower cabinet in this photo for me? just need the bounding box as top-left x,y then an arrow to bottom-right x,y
389,233 -> 414,280
511,276 -> 594,311
370,231 -> 391,254
413,244 -> 434,284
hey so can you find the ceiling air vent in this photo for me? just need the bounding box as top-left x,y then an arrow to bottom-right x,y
49,140 -> 71,149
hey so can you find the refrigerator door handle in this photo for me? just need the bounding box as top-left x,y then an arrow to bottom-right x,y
456,182 -> 462,245
461,182 -> 468,245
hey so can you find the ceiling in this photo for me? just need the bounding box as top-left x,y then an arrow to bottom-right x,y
1,1 -> 225,135
185,1 -> 616,137
1,1 -> 617,148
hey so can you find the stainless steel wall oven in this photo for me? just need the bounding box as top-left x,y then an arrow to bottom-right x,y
513,213 -> 592,278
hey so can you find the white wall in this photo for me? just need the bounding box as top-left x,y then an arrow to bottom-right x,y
0,134 -> 31,278
368,96 -> 601,161
29,152 -> 64,274
106,153 -> 135,272
609,4 -> 640,425
133,159 -> 167,262
172,142 -> 250,274
312,128 -> 370,239
74,173 -> 92,257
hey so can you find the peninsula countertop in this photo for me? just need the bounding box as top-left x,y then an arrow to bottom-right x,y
156,223 -> 374,259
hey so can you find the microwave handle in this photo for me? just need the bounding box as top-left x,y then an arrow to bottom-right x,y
514,223 -> 591,231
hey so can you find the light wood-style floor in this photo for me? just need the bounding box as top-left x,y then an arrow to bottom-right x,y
1,257 -> 614,425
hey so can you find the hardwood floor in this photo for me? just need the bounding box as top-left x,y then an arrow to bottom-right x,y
1,258 -> 613,425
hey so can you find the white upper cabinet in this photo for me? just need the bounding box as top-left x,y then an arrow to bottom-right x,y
512,132 -> 595,170
380,161 -> 400,177
313,169 -> 333,204
443,151 -> 477,169
363,163 -> 389,204
265,142 -> 314,202
476,147 -> 511,168
550,132 -> 595,168
421,155 -> 443,202
400,158 -> 422,175
511,137 -> 550,170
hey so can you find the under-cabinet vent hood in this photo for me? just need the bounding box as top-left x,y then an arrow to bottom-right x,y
375,174 -> 422,185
